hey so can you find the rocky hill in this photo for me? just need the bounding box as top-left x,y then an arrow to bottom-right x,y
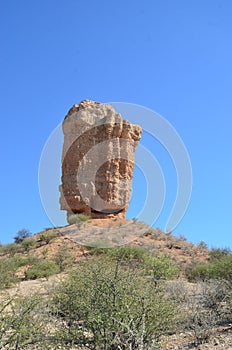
0,219 -> 231,349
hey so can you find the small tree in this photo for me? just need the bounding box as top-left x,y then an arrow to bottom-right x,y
14,228 -> 31,244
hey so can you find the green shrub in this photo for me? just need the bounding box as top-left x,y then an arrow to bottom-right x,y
11,255 -> 39,267
189,254 -> 232,281
209,255 -> 232,280
25,260 -> 59,280
89,246 -> 154,268
189,264 -> 211,281
0,254 -> 179,349
39,230 -> 58,244
54,244 -> 74,272
0,258 -> 19,288
151,254 -> 180,280
209,247 -> 231,262
67,213 -> 91,225
106,245 -> 151,261
52,256 -> 177,349
21,237 -> 36,251
0,242 -> 22,256
0,255 -> 40,289
0,294 -> 53,349
89,246 -> 179,280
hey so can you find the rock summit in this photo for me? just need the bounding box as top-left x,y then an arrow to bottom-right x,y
59,100 -> 142,220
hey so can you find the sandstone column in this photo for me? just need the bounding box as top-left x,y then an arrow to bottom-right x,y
59,100 -> 142,220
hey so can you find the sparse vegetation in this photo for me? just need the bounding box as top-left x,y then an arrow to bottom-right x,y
198,241 -> 208,250
0,242 -> 22,256
166,279 -> 232,346
67,213 -> 91,224
39,230 -> 58,244
178,233 -> 187,241
209,247 -> 232,262
0,224 -> 230,349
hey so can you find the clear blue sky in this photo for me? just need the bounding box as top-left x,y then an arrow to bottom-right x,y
0,0 -> 231,248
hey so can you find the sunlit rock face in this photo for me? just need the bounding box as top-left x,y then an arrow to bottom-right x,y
59,100 -> 142,220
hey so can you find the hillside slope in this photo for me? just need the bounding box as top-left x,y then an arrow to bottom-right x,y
0,220 -> 231,350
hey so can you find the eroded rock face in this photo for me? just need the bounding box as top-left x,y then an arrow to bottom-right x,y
59,100 -> 142,219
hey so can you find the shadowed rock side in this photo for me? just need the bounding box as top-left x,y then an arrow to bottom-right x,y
59,100 -> 142,220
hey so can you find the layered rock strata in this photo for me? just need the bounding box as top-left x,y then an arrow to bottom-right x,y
59,100 -> 142,219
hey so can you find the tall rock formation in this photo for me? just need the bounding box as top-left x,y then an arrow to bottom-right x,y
59,100 -> 142,219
